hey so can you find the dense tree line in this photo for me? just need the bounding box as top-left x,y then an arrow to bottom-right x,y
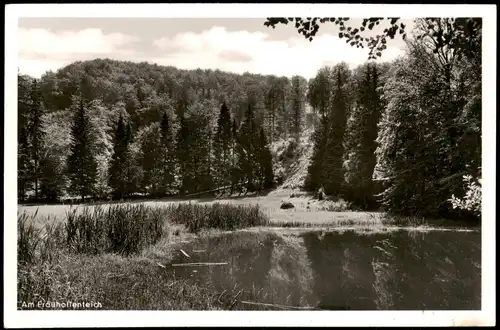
374,19 -> 481,218
17,66 -> 283,201
18,60 -> 315,202
304,18 -> 481,218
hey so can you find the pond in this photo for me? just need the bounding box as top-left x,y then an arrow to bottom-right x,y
164,229 -> 481,310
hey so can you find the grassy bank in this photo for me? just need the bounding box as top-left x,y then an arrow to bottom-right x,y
268,212 -> 480,229
17,202 -> 269,309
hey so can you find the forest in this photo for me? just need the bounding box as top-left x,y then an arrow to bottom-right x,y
17,17 -> 482,220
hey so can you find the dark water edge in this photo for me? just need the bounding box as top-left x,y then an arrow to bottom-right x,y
167,230 -> 481,310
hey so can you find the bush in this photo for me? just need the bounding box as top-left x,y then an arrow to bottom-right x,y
278,139 -> 298,163
314,187 -> 326,201
166,203 -> 269,232
280,201 -> 295,209
321,199 -> 353,212
449,174 -> 482,218
274,167 -> 286,186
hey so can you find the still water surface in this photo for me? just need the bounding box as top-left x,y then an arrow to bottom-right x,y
167,229 -> 481,310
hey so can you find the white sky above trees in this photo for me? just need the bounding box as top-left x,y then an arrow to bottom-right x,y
18,17 -> 413,80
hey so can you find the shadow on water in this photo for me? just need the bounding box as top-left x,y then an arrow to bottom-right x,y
301,230 -> 481,310
302,231 -> 379,310
163,229 -> 481,310
166,232 -> 277,309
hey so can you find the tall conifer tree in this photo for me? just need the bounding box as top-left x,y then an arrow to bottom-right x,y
344,63 -> 383,209
323,65 -> 349,196
257,127 -> 274,190
67,97 -> 98,202
159,112 -> 175,195
109,114 -> 129,199
28,79 -> 44,200
236,104 -> 259,192
213,102 -> 233,190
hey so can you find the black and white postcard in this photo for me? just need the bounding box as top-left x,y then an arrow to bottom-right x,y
4,3 -> 496,328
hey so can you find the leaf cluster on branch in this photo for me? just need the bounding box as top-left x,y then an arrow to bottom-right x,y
264,17 -> 406,60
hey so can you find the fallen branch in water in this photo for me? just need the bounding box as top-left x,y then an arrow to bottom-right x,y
239,301 -> 315,310
218,289 -> 227,303
171,262 -> 228,267
180,249 -> 191,258
229,290 -> 243,309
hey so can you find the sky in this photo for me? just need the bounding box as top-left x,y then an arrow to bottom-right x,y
18,17 -> 414,80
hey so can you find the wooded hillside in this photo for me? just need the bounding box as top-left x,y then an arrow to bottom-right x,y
17,17 -> 482,220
